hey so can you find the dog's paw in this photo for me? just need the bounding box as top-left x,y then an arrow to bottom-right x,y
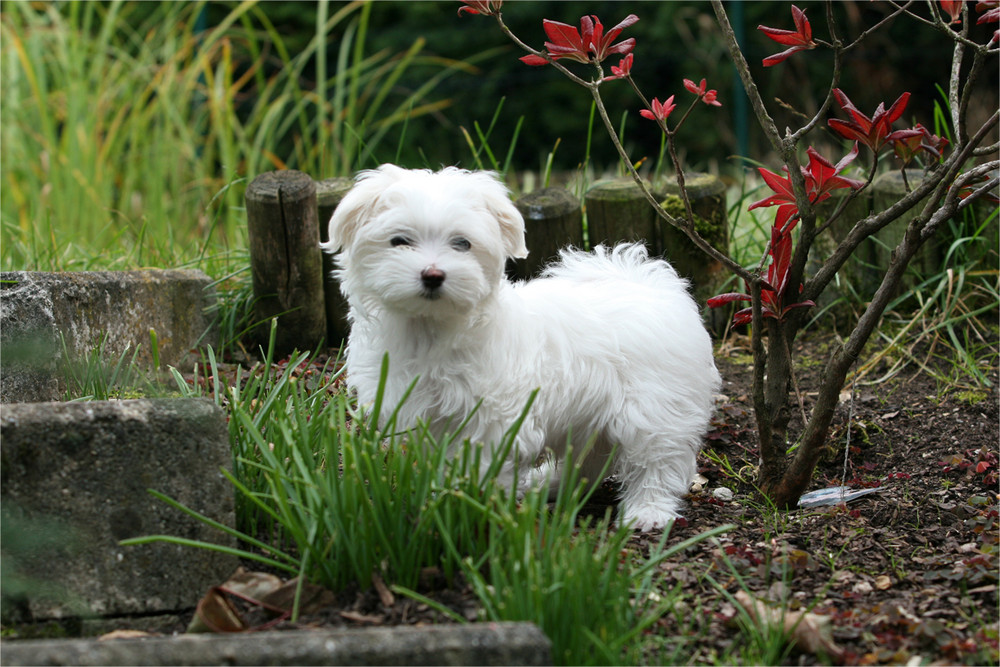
621,505 -> 684,532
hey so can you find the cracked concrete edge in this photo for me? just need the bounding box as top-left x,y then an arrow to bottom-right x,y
0,270 -> 219,403
0,622 -> 552,666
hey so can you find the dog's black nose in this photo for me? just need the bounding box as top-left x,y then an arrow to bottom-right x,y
421,267 -> 445,290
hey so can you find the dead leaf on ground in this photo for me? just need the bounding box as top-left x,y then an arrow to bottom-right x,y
734,590 -> 844,660
340,610 -> 384,624
372,572 -> 395,607
188,586 -> 247,634
221,567 -> 283,600
261,577 -> 337,616
186,569 -> 336,633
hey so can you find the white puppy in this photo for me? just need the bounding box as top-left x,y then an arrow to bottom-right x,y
323,164 -> 720,530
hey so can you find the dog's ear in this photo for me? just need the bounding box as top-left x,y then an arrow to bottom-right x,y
479,173 -> 528,260
323,164 -> 409,254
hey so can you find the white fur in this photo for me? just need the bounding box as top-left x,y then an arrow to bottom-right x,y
323,164 -> 721,530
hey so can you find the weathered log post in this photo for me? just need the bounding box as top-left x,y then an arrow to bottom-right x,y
811,186 -> 872,316
511,187 -> 583,280
316,177 -> 354,348
585,174 -> 730,332
658,173 -> 729,307
870,170 -> 942,288
817,170 -> 939,308
245,170 -> 326,356
584,178 -> 661,251
818,169 -> 997,313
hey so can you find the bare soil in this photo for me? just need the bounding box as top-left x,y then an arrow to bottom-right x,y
645,332 -> 999,664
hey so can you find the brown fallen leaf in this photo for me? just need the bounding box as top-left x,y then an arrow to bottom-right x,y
340,610 -> 384,624
187,570 -> 292,634
734,590 -> 844,660
222,567 -> 283,601
372,572 -> 395,608
188,586 -> 247,634
261,577 -> 337,616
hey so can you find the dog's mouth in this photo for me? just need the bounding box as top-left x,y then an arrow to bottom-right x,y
420,288 -> 443,301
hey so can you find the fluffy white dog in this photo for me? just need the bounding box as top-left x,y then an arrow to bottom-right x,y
323,164 -> 720,530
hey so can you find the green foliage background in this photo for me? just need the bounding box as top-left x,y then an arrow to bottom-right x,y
2,0 -> 996,274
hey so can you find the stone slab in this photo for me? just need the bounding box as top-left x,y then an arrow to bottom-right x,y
0,270 -> 218,403
0,623 -> 552,666
0,399 -> 237,624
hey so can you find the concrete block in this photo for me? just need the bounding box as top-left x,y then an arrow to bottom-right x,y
0,270 -> 218,403
0,399 -> 237,624
0,623 -> 552,666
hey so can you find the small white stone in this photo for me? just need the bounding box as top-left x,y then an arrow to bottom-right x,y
690,473 -> 709,493
712,487 -> 735,502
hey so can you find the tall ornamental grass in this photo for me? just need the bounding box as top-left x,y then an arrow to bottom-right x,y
1,0 -> 479,272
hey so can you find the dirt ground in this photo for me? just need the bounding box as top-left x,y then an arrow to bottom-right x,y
145,332 -> 1000,664
643,332 -> 999,664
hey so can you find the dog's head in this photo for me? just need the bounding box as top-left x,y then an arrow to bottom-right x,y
323,165 -> 527,318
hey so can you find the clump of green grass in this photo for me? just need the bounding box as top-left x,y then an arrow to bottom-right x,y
58,330 -> 176,401
120,322 -> 730,665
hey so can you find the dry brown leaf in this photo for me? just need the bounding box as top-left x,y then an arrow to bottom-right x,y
734,590 -> 844,660
188,586 -> 247,634
222,567 -> 283,600
340,610 -> 384,624
372,572 -> 395,607
261,577 -> 337,616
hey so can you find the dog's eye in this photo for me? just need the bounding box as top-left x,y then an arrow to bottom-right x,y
450,237 -> 472,252
390,236 -> 411,248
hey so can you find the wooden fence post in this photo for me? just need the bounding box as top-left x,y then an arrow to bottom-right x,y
870,170 -> 941,286
811,185 -> 873,315
584,178 -> 661,251
585,175 -> 729,291
245,170 -> 326,356
658,173 -> 729,302
817,170 -> 997,315
316,177 -> 355,348
511,187 -> 583,280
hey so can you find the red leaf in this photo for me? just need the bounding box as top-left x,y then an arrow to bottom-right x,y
604,53 -> 633,80
706,292 -> 752,308
830,89 -> 914,153
883,92 -> 911,126
519,54 -> 550,66
940,0 -> 964,23
528,14 -> 639,66
457,1 -> 502,17
731,307 -> 755,326
684,78 -> 705,95
639,95 -> 676,122
758,5 -> 816,66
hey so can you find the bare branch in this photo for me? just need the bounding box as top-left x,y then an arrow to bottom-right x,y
844,1 -> 915,52
973,140 -> 1000,156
